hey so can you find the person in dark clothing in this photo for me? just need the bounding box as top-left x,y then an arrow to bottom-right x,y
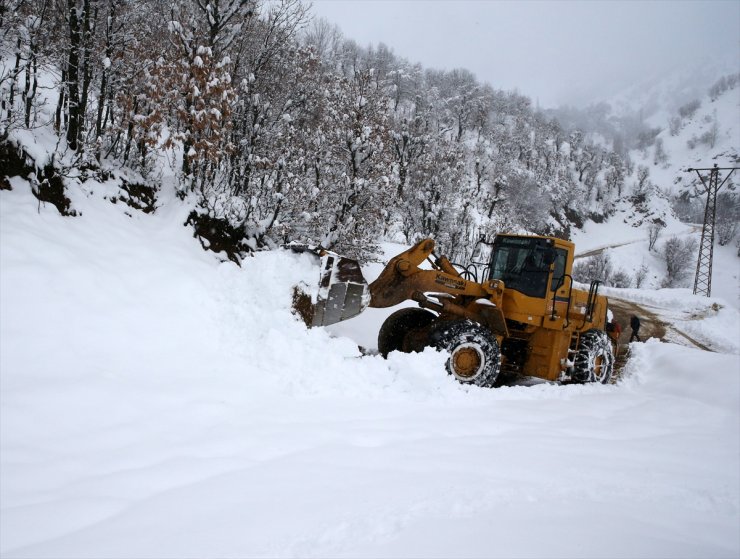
630,315 -> 641,342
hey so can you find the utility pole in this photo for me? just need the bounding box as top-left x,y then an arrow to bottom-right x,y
687,165 -> 738,297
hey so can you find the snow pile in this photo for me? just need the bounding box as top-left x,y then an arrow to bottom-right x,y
1,183 -> 739,558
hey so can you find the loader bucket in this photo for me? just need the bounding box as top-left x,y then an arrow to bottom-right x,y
312,252 -> 370,326
289,244 -> 370,327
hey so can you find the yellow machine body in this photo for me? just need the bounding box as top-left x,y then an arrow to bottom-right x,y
368,235 -> 609,382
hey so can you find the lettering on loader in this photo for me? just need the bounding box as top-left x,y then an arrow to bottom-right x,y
434,273 -> 466,290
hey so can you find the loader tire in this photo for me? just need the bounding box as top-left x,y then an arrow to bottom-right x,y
430,319 -> 501,388
572,329 -> 614,384
378,308 -> 436,358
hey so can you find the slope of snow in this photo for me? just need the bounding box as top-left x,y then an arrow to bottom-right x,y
637,79 -> 740,195
1,183 -> 739,558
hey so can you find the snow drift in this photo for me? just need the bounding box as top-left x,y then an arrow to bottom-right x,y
1,183 -> 738,558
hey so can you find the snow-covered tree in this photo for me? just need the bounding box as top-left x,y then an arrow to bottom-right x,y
661,235 -> 697,288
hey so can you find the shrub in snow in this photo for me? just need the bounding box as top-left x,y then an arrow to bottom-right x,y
636,127 -> 661,151
716,192 -> 739,246
653,138 -> 668,166
633,165 -> 652,199
717,220 -> 739,247
571,260 -> 588,284
661,235 -> 698,288
697,114 -> 719,149
634,263 -> 649,288
668,116 -> 682,136
609,269 -> 632,288
671,193 -> 704,223
648,221 -> 666,251
573,252 -> 612,285
708,72 -> 739,101
678,99 -> 701,119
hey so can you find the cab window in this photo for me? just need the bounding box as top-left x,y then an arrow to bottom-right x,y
489,237 -> 551,298
550,248 -> 568,291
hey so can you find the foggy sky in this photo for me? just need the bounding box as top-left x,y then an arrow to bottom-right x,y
310,0 -> 740,108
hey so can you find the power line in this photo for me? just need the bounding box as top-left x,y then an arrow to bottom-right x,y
687,164 -> 738,297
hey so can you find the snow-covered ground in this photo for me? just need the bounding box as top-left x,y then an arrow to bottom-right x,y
571,207 -> 739,355
1,183 -> 739,558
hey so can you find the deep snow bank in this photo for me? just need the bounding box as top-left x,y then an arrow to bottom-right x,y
1,183 -> 738,558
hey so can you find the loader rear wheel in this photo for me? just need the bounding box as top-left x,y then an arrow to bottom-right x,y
573,329 -> 614,384
378,308 -> 436,358
430,320 -> 501,387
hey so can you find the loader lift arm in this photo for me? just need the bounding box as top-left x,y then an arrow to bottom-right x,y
369,239 -> 492,308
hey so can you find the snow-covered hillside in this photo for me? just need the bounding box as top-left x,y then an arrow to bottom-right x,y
641,78 -> 740,195
560,69 -> 740,294
2,178 -> 738,557
595,62 -> 740,198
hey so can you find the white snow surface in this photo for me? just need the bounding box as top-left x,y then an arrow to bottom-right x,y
1,184 -> 739,558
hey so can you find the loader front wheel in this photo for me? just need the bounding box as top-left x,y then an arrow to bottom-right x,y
430,320 -> 501,387
573,329 -> 614,384
378,308 -> 436,358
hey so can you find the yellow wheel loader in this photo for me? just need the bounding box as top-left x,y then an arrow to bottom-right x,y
293,234 -> 614,387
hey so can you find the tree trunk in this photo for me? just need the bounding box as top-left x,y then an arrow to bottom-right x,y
55,69 -> 67,133
78,0 -> 94,147
7,37 -> 21,124
23,32 -> 41,128
66,0 -> 81,151
122,97 -> 138,164
96,2 -> 115,155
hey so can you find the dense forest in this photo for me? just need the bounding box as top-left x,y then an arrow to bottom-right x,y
1,0 -> 737,263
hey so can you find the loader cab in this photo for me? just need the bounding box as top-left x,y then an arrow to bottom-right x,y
488,235 -> 563,299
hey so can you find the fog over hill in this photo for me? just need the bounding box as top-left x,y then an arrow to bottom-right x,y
310,0 -> 740,109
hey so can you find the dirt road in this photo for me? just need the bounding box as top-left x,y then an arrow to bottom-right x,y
572,225 -> 710,353
608,296 -> 712,351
